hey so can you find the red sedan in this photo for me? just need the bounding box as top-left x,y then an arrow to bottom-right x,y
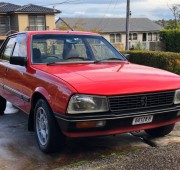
0,31 -> 180,153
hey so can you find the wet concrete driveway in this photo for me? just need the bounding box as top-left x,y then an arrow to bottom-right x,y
0,103 -> 180,170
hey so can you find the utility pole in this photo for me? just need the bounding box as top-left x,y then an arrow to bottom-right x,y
125,0 -> 130,50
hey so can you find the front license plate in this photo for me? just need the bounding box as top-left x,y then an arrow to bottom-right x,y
132,115 -> 153,125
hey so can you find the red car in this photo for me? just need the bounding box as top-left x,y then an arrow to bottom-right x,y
0,31 -> 180,153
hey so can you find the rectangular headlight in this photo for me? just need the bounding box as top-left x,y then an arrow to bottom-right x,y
67,94 -> 109,114
174,89 -> 180,104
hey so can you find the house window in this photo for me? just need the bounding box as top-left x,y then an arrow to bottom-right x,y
148,33 -> 152,41
129,33 -> 137,40
116,34 -> 121,42
133,33 -> 137,40
29,16 -> 46,31
152,33 -> 158,41
142,33 -> 147,41
0,16 -> 10,34
110,34 -> 121,43
110,34 -> 115,43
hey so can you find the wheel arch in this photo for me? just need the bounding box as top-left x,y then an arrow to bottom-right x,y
28,87 -> 52,131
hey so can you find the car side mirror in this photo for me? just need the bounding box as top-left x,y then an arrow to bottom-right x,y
10,56 -> 27,66
124,54 -> 130,60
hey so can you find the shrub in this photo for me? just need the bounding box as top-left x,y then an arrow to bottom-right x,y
160,29 -> 180,52
125,50 -> 180,75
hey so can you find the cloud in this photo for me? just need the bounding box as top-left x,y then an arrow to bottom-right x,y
4,0 -> 180,20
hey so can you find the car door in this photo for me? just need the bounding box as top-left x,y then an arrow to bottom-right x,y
2,34 -> 28,108
0,36 -> 16,98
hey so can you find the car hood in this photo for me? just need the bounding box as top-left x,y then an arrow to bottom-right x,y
33,62 -> 180,95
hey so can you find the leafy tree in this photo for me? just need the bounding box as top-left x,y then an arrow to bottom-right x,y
73,19 -> 85,31
59,19 -> 85,31
58,18 -> 102,33
59,22 -> 70,30
166,4 -> 180,29
89,28 -> 102,33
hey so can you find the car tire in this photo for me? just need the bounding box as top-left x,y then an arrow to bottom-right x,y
0,96 -> 6,115
145,124 -> 175,137
34,99 -> 65,153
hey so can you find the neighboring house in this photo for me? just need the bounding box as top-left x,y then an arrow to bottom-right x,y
56,17 -> 163,50
0,2 -> 60,44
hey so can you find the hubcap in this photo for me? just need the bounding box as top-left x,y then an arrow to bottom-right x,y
36,107 -> 49,146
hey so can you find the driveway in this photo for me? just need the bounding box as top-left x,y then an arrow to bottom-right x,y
0,102 -> 179,170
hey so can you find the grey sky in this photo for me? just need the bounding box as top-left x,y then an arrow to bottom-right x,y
3,0 -> 180,20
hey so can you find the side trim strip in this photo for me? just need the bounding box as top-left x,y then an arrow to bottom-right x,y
1,84 -> 30,103
0,83 -> 3,88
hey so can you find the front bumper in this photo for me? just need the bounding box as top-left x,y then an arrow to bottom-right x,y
54,106 -> 180,138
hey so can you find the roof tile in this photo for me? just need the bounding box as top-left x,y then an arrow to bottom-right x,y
0,2 -> 60,13
0,3 -> 21,12
57,18 -> 163,32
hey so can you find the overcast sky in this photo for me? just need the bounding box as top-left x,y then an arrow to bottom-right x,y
4,0 -> 180,20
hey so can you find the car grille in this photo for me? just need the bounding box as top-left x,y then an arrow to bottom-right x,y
108,91 -> 175,113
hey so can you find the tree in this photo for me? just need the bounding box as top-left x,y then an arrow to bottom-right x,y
58,19 -> 102,33
89,28 -> 102,33
59,22 -> 70,30
166,4 -> 180,29
59,19 -> 85,31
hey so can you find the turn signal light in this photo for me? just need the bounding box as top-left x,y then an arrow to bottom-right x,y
76,121 -> 106,129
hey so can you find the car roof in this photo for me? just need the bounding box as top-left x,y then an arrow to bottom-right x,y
9,30 -> 101,37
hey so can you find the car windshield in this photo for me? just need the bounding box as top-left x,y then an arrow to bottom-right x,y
31,34 -> 126,64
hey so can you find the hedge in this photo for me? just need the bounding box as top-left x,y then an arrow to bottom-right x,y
160,29 -> 180,52
124,50 -> 180,75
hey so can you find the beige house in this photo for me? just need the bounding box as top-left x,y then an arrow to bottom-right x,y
56,18 -> 163,50
0,2 -> 60,44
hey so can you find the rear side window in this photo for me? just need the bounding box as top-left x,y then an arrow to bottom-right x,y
1,37 -> 16,60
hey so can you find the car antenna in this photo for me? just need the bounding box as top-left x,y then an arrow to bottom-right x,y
59,18 -> 74,31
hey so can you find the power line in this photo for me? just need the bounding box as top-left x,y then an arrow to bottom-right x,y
40,0 -> 84,7
97,0 -> 114,30
98,0 -> 120,30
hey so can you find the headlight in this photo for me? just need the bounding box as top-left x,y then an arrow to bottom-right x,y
174,89 -> 180,104
67,94 -> 109,114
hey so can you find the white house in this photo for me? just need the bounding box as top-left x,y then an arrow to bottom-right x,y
56,17 -> 163,50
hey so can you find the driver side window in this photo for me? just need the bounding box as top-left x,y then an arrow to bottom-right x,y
12,34 -> 27,58
1,37 -> 16,60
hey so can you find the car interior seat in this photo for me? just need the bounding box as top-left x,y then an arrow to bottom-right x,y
65,48 -> 79,59
33,48 -> 41,63
63,43 -> 80,59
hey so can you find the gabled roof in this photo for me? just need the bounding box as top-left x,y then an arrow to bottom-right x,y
56,18 -> 163,32
0,3 -> 21,13
0,2 -> 5,6
0,2 -> 60,14
15,4 -> 60,13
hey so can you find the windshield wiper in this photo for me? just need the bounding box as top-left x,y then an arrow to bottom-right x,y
47,60 -> 94,66
47,62 -> 60,66
94,58 -> 124,63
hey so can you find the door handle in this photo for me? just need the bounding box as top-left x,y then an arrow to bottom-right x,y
4,68 -> 8,76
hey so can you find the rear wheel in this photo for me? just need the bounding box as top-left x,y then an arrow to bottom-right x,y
145,124 -> 175,137
34,99 -> 65,153
0,96 -> 6,115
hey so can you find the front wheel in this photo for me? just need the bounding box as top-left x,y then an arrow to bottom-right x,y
145,124 -> 175,137
34,99 -> 65,153
0,96 -> 6,115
